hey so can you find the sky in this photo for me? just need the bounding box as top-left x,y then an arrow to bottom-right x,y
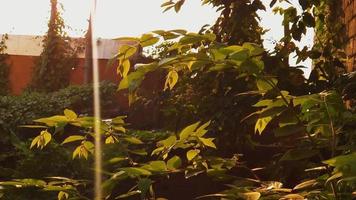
0,0 -> 313,76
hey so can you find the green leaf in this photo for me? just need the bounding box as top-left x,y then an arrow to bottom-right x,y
199,138 -> 216,149
164,70 -> 179,90
323,153 -> 356,176
124,137 -> 143,144
282,194 -> 304,200
42,130 -> 52,146
118,45 -> 137,58
140,34 -> 160,47
167,156 -> 182,170
34,116 -> 68,127
148,161 -> 167,172
109,157 -> 128,164
242,43 -> 264,56
61,135 -> 85,145
129,149 -> 148,156
72,146 -> 81,159
137,178 -> 152,199
256,78 -> 277,92
158,135 -> 177,148
241,192 -> 261,200
58,191 -> 69,200
255,117 -> 272,134
151,146 -> 164,156
253,99 -> 273,107
105,136 -> 117,144
64,109 -> 77,120
229,49 -> 250,63
180,122 -> 200,140
118,59 -> 130,78
187,149 -> 200,161
293,179 -> 318,190
30,136 -> 40,149
83,141 -> 94,153
120,167 -> 152,177
179,33 -> 204,45
195,121 -> 211,137
115,190 -> 141,199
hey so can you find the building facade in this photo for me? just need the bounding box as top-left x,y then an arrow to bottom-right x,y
2,34 -> 134,95
343,0 -> 356,72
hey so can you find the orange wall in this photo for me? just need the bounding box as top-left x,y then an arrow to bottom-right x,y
7,55 -> 120,95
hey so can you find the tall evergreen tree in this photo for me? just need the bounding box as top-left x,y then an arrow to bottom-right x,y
0,34 -> 10,95
30,0 -> 77,92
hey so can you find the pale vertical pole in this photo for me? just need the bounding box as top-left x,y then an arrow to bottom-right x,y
90,0 -> 103,199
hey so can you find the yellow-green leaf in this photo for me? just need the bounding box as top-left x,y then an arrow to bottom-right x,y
187,149 -> 200,161
164,70 -> 179,90
61,135 -> 85,145
118,59 -> 130,78
113,126 -> 126,133
241,192 -> 261,200
72,146 -> 81,159
42,130 -> 52,146
255,117 -> 272,134
180,122 -> 200,140
34,116 -> 68,127
119,45 -> 137,58
124,137 -> 143,145
167,156 -> 182,170
282,194 -> 304,200
140,34 -> 160,47
83,141 -> 94,153
30,136 -> 40,149
195,121 -> 211,137
199,138 -> 216,149
58,191 -> 69,200
64,109 -> 77,120
105,136 -> 116,144
256,78 -> 277,92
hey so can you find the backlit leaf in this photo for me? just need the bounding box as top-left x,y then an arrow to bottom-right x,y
140,34 -> 160,47
180,122 -> 200,140
187,149 -> 200,161
62,135 -> 85,145
167,156 -> 182,170
164,70 -> 179,90
124,137 -> 143,145
255,117 -> 272,134
199,138 -> 216,149
64,109 -> 77,120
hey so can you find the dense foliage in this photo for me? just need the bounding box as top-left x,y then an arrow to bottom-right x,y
1,0 -> 356,200
0,34 -> 10,95
29,0 -> 78,92
0,82 -> 118,199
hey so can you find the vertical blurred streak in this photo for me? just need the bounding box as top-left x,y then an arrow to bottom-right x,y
90,0 -> 102,199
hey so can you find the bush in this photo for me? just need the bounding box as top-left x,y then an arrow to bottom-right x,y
0,81 -> 118,133
0,82 -> 119,189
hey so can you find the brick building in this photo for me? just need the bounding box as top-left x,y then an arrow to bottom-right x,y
344,0 -> 356,72
2,34 -> 135,95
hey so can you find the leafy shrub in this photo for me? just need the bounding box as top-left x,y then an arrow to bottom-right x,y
0,34 -> 10,95
0,81 -> 117,133
0,82 -> 119,198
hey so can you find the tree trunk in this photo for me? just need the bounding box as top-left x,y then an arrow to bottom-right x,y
84,15 -> 93,84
